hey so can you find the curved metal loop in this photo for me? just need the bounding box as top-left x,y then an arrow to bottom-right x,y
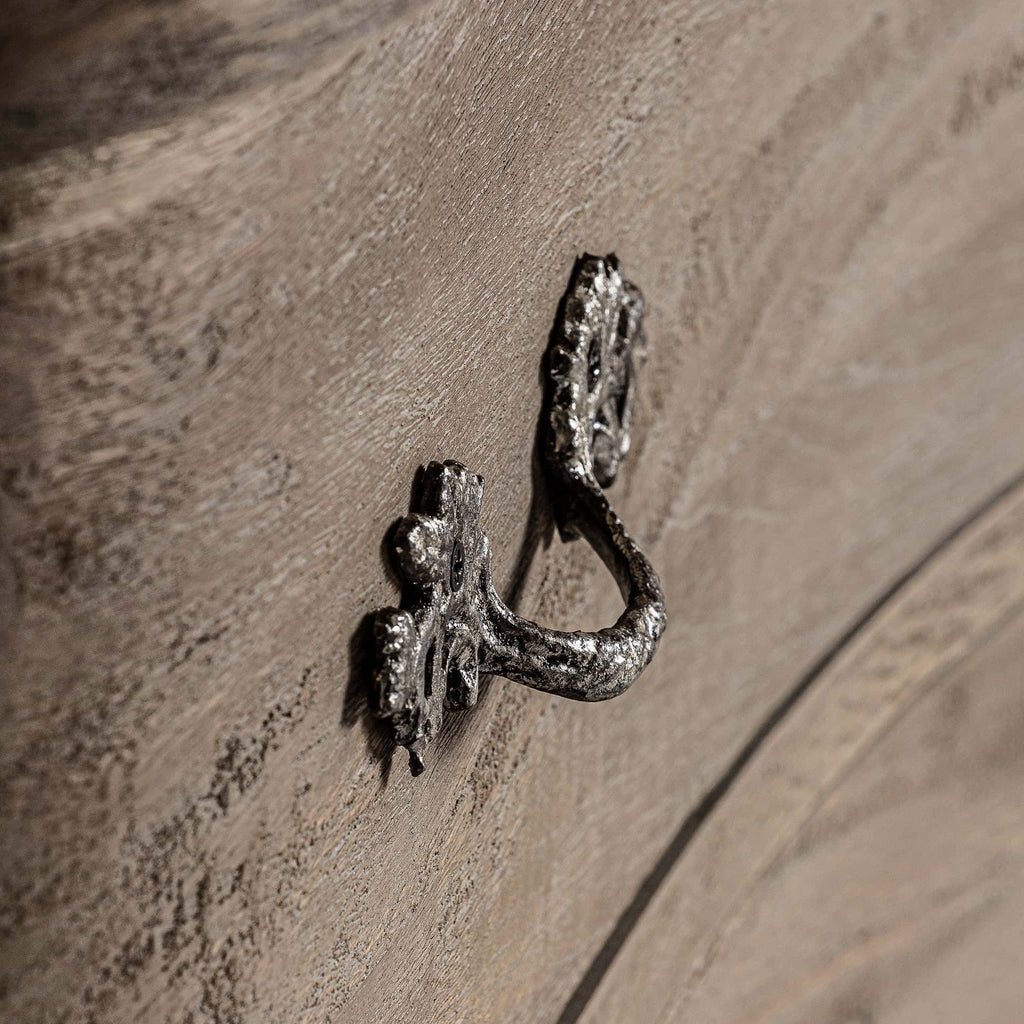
372,255 -> 667,774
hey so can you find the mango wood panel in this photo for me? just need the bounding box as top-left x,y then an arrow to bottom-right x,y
583,484 -> 1024,1023
2,1 -> 1024,1022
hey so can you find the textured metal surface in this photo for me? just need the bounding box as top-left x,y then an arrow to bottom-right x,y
372,255 -> 667,774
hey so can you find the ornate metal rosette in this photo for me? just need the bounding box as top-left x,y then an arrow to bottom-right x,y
373,462 -> 488,774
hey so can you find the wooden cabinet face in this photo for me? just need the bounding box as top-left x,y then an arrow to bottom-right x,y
2,2 -> 1024,1022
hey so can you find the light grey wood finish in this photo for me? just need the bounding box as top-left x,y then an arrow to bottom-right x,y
582,484 -> 1024,1023
2,1 -> 1024,1022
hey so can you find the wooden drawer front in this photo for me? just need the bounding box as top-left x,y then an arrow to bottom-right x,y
2,1 -> 1024,1021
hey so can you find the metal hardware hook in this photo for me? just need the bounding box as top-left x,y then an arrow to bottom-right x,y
372,254 -> 667,774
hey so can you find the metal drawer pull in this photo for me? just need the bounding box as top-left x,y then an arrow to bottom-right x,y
372,254 -> 667,774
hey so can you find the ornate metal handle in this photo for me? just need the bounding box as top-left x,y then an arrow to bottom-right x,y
372,255 -> 667,774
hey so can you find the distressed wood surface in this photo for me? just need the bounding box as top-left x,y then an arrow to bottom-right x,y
581,483 -> 1024,1023
2,1 -> 1024,1022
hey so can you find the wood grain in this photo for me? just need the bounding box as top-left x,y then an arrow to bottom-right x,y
0,1 -> 433,171
2,1 -> 1024,1022
580,482 -> 1024,1023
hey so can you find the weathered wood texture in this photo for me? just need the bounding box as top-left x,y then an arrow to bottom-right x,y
2,1 -> 1023,1022
582,484 -> 1024,1023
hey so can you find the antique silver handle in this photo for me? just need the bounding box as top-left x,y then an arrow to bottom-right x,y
372,255 -> 667,773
